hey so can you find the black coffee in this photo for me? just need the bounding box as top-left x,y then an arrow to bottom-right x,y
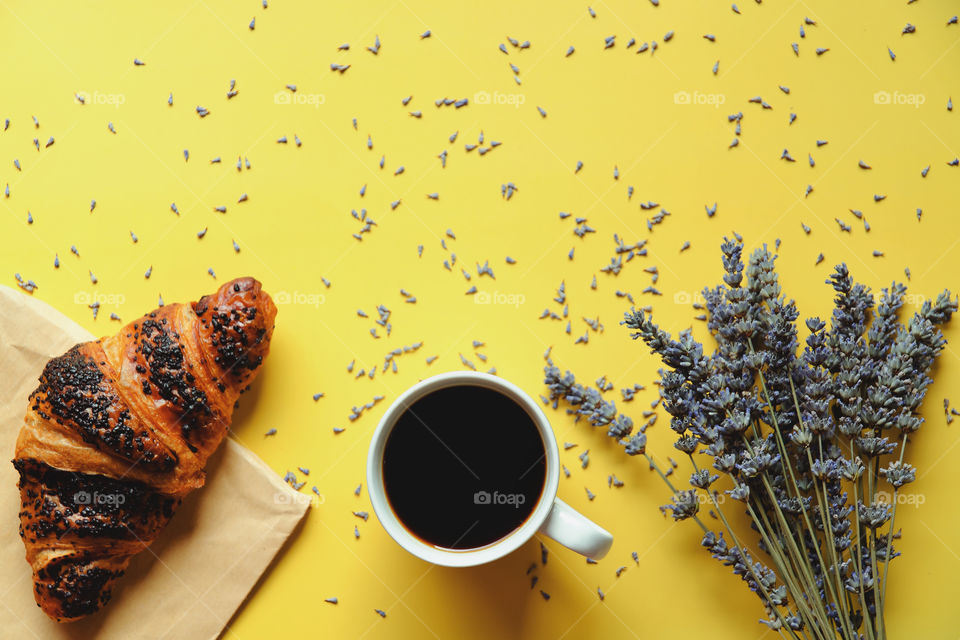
382,385 -> 547,550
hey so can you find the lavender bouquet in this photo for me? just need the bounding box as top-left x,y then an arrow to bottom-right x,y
545,239 -> 955,639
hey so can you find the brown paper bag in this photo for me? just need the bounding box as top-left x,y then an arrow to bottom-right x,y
0,285 -> 309,639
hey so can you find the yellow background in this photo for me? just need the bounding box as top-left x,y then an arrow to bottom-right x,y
2,1 -> 958,638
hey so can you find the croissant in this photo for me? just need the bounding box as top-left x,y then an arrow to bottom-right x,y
12,277 -> 277,622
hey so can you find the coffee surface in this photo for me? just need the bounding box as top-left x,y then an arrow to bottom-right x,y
383,385 -> 547,549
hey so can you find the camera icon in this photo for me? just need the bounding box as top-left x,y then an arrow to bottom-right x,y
873,91 -> 891,105
74,291 -> 91,305
673,291 -> 692,304
274,290 -> 291,305
673,91 -> 691,105
474,91 -> 491,105
474,291 -> 491,304
73,491 -> 91,505
473,490 -> 491,505
274,91 -> 291,105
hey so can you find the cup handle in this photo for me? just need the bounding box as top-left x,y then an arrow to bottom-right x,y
538,498 -> 613,559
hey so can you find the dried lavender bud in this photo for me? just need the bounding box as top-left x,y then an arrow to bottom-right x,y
623,432 -> 646,455
879,461 -> 916,488
674,435 -> 698,454
840,457 -> 865,481
713,454 -> 736,473
719,237 -> 744,287
789,427 -> 813,448
726,483 -> 750,502
737,449 -> 780,478
690,469 -> 718,489
545,365 -> 643,456
844,566 -> 874,594
858,502 -> 891,529
700,531 -> 785,610
660,490 -> 700,520
855,435 -> 896,457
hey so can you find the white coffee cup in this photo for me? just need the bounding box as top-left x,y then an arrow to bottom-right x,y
366,371 -> 613,567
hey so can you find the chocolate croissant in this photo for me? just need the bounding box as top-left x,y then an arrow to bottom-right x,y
13,277 -> 277,622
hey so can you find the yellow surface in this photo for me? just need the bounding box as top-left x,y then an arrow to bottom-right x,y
2,1 -> 958,638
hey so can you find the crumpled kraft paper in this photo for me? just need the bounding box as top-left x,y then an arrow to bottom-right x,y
0,285 -> 309,639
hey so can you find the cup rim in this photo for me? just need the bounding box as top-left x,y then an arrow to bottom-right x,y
366,371 -> 560,567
